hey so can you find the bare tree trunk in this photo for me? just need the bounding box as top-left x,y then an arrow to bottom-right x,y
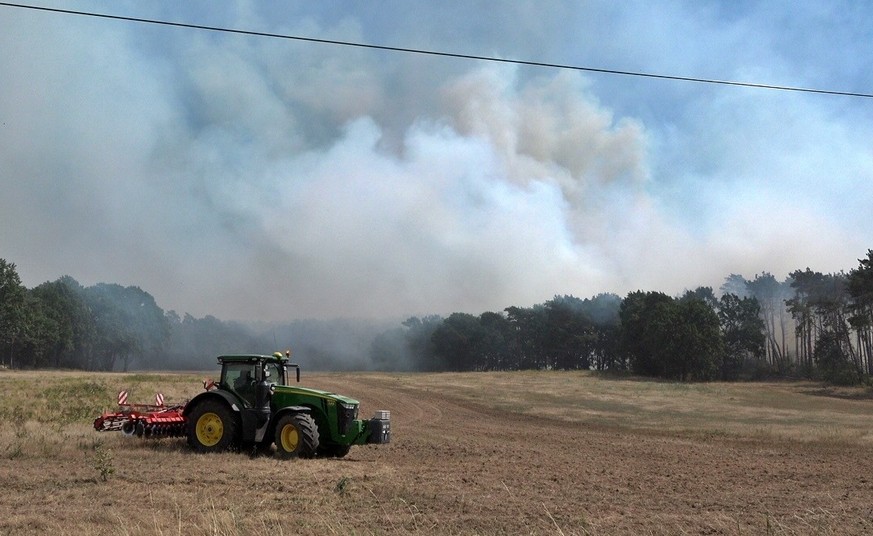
779,307 -> 789,364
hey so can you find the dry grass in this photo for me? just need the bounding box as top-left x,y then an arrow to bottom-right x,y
1,369 -> 872,535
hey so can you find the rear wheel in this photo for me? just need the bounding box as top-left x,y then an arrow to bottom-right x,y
187,400 -> 238,452
274,413 -> 319,459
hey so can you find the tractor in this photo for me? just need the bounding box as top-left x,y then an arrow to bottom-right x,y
94,352 -> 391,458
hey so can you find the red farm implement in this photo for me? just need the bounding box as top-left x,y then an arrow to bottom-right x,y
93,390 -> 186,438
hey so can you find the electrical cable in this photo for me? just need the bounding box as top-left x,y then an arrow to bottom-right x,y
1,1 -> 871,99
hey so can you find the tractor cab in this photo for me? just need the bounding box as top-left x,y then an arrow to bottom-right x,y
216,352 -> 302,407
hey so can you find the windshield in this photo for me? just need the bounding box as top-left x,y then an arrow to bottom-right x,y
264,362 -> 286,386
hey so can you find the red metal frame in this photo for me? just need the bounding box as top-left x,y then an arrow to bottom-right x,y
93,392 -> 187,438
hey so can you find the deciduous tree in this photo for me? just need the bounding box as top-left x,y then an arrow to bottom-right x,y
718,293 -> 766,379
0,259 -> 26,368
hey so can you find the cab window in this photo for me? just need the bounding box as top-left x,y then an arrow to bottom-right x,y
264,362 -> 285,386
223,362 -> 257,406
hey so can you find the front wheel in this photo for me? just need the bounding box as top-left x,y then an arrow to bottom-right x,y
274,413 -> 319,459
187,400 -> 238,452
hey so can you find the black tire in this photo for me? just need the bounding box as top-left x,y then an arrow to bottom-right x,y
274,413 -> 319,459
186,399 -> 238,452
319,444 -> 352,458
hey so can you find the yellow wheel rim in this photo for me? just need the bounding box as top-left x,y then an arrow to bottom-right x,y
196,412 -> 224,447
280,424 -> 299,452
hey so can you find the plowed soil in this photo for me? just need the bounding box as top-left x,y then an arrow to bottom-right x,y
325,375 -> 873,535
1,371 -> 873,535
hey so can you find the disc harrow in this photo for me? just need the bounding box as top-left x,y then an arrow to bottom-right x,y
93,391 -> 187,439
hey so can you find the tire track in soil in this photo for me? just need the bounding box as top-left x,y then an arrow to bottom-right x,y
309,373 -> 873,535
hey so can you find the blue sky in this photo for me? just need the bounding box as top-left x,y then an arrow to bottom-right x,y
1,1 -> 871,321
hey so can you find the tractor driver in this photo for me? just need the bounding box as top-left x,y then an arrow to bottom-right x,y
234,370 -> 252,389
233,368 -> 256,404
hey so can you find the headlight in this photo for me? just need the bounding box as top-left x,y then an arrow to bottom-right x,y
339,402 -> 358,418
337,402 -> 358,434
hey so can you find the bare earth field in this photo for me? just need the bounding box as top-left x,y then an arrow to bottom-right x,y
2,369 -> 873,535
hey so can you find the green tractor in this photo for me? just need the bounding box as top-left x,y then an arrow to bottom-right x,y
183,352 -> 390,458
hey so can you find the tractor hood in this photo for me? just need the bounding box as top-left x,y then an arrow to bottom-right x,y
273,384 -> 360,406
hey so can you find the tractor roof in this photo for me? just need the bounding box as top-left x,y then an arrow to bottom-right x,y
217,354 -> 291,365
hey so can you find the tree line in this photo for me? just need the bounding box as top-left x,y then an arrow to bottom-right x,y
370,250 -> 873,383
0,260 -> 390,371
1,250 -> 872,383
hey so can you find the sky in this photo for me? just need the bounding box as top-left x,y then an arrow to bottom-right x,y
1,1 -> 871,322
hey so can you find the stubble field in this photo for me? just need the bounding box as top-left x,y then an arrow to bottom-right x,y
1,369 -> 873,535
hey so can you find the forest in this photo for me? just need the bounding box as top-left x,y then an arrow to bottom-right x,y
1,250 -> 872,384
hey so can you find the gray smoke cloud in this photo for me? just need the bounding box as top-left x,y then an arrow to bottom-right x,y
1,2 -> 871,322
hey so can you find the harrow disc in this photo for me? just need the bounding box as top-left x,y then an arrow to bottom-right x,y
121,421 -> 136,436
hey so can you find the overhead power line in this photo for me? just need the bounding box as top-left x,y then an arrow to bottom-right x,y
2,1 -> 872,99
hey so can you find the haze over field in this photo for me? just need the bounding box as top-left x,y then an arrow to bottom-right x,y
1,1 -> 871,321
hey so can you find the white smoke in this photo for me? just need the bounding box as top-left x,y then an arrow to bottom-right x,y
1,2 -> 871,322
201,64 -> 659,320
